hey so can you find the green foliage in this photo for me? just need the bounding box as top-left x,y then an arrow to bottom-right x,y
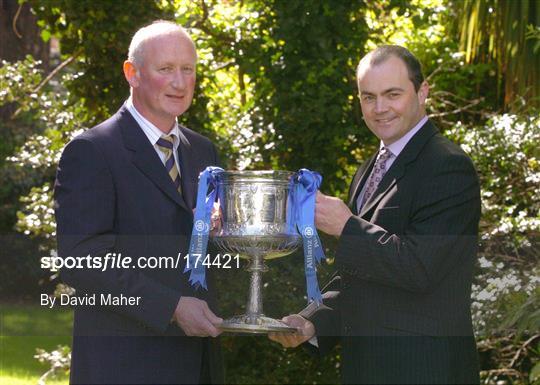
0,56 -> 47,231
450,112 -> 539,384
501,289 -> 540,338
34,345 -> 71,384
363,0 -> 499,127
258,1 -> 369,197
173,1 -> 371,195
1,304 -> 72,384
29,0 -> 172,120
452,113 -> 539,255
0,57 -> 89,248
0,57 -> 87,296
0,56 -> 42,109
531,360 -> 540,384
456,0 -> 540,109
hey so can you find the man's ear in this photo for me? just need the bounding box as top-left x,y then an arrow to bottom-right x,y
417,81 -> 429,106
123,61 -> 140,88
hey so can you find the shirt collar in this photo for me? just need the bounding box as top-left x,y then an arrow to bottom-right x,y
382,115 -> 428,157
126,96 -> 184,148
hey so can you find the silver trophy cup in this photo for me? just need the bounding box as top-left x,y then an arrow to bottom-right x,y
212,170 -> 301,333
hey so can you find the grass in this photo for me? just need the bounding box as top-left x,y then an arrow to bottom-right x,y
0,303 -> 73,385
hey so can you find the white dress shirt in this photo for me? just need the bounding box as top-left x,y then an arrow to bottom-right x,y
126,96 -> 185,173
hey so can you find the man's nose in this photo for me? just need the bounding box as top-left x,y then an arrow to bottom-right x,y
171,70 -> 187,89
374,98 -> 388,113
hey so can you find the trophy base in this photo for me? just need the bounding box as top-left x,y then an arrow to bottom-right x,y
218,314 -> 296,334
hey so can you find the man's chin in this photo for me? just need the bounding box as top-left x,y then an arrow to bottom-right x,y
166,106 -> 189,118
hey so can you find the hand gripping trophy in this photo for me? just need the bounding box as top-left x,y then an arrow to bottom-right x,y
185,167 -> 325,334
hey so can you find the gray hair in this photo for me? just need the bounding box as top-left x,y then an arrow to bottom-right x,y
127,20 -> 194,67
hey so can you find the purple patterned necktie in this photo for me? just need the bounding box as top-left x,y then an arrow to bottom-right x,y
361,147 -> 392,208
156,135 -> 182,195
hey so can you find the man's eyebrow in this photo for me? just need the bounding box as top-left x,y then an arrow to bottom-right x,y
359,87 -> 405,95
382,87 -> 404,94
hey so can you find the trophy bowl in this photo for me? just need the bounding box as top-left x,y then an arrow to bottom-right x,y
212,170 -> 302,333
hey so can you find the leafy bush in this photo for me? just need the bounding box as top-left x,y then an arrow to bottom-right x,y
451,112 -> 539,384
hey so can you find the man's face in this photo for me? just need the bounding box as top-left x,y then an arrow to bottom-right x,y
129,32 -> 197,132
357,55 -> 428,145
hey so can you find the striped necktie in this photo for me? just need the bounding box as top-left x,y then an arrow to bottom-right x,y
360,147 -> 392,209
156,135 -> 182,195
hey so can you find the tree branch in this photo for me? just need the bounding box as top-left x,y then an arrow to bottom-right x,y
509,334 -> 539,368
33,50 -> 81,94
12,1 -> 23,39
11,50 -> 82,119
429,97 -> 484,118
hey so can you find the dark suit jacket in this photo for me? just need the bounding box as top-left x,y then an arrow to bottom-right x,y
54,105 -> 224,384
308,120 -> 481,384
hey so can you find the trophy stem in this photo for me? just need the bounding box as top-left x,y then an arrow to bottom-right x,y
217,251 -> 295,333
245,254 -> 268,323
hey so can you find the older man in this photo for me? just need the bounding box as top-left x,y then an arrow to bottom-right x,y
55,21 -> 223,384
270,45 -> 481,384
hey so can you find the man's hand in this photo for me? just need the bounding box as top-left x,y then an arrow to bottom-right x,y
268,315 -> 315,348
210,202 -> 222,236
172,296 -> 223,337
191,202 -> 222,236
315,191 -> 353,237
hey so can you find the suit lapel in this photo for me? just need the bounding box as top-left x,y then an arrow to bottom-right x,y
118,107 -> 190,212
348,154 -> 376,209
177,127 -> 197,210
359,120 -> 439,216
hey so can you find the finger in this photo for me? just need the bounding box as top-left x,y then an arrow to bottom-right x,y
203,306 -> 223,325
270,329 -> 302,348
195,318 -> 220,337
201,309 -> 223,337
268,332 -> 281,343
281,335 -> 295,347
208,324 -> 221,338
282,315 -> 305,329
283,335 -> 302,348
205,320 -> 222,338
268,332 -> 289,347
281,315 -> 298,325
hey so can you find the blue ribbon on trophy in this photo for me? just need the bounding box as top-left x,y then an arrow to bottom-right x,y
188,166 -> 325,304
186,166 -> 224,289
291,169 -> 326,305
